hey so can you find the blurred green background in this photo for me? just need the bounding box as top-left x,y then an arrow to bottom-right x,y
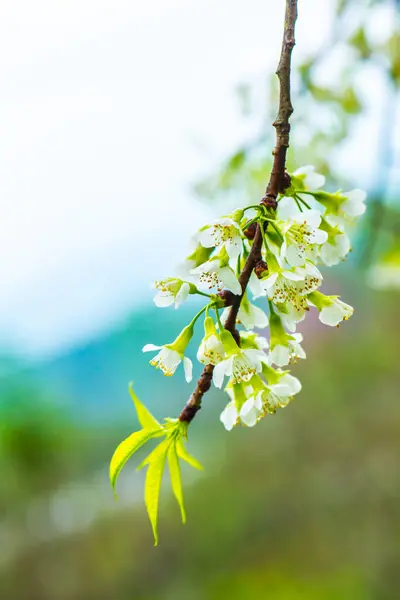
1,0 -> 400,598
1,274 -> 399,600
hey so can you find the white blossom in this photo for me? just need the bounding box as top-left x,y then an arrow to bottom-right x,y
278,208 -> 328,267
153,278 -> 192,308
198,214 -> 243,260
239,371 -> 302,426
259,256 -> 322,312
319,223 -> 351,266
190,257 -> 241,295
316,189 -> 367,227
292,165 -> 325,190
143,344 -> 193,382
142,323 -> 194,381
197,316 -> 225,365
308,291 -> 354,326
213,330 -> 267,388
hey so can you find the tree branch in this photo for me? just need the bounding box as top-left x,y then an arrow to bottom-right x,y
179,0 -> 298,424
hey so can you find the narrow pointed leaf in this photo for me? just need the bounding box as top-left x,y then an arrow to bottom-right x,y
144,445 -> 168,546
110,428 -> 162,494
176,438 -> 203,470
129,382 -> 161,430
137,438 -> 170,471
168,443 -> 186,523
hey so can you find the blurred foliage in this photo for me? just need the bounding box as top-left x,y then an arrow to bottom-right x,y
196,0 -> 400,276
0,276 -> 399,599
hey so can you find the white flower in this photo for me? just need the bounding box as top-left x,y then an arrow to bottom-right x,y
212,330 -> 267,388
222,295 -> 269,330
308,291 -> 354,326
278,208 -> 328,267
292,165 -> 325,190
315,189 -> 367,227
266,373 -> 302,410
239,370 -> 302,425
270,333 -> 306,367
319,223 -> 351,266
190,257 -> 241,295
198,215 -> 243,260
143,344 -> 193,381
197,316 -> 225,365
259,255 -> 322,312
142,323 -> 194,381
340,189 -> 367,217
153,278 -> 192,308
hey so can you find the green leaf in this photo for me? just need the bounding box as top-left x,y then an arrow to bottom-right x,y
144,442 -> 169,546
137,437 -> 170,471
176,438 -> 203,471
168,443 -> 186,524
129,382 -> 161,430
110,428 -> 162,495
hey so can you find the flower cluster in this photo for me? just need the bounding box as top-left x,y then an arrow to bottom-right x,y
144,166 -> 366,430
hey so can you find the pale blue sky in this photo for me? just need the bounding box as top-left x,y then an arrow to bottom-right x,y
0,0 -> 397,359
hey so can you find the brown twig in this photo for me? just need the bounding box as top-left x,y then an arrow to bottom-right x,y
179,0 -> 298,424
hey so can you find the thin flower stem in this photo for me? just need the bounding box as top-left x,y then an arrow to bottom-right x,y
294,196 -> 304,212
295,193 -> 312,210
214,306 -> 224,331
243,205 -> 264,213
242,216 -> 259,231
195,290 -> 213,300
188,304 -> 209,329
269,221 -> 284,242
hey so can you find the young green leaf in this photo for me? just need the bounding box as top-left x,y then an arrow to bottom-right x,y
168,443 -> 186,524
137,437 -> 170,471
176,438 -> 203,471
129,382 -> 161,431
110,428 -> 163,495
144,443 -> 168,546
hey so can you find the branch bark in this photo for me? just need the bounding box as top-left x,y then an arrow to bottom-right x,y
179,0 -> 298,424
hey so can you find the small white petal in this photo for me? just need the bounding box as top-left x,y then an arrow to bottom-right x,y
154,294 -> 175,308
183,357 -> 193,382
220,403 -> 238,431
213,360 -> 229,388
270,345 -> 290,367
220,267 -> 242,295
142,343 -> 162,352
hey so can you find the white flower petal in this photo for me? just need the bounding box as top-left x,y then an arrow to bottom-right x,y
142,343 -> 162,352
220,403 -> 238,431
154,294 -> 175,308
239,399 -> 259,427
213,360 -> 229,388
270,344 -> 290,367
175,282 -> 190,307
183,357 -> 193,382
220,267 -> 242,295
